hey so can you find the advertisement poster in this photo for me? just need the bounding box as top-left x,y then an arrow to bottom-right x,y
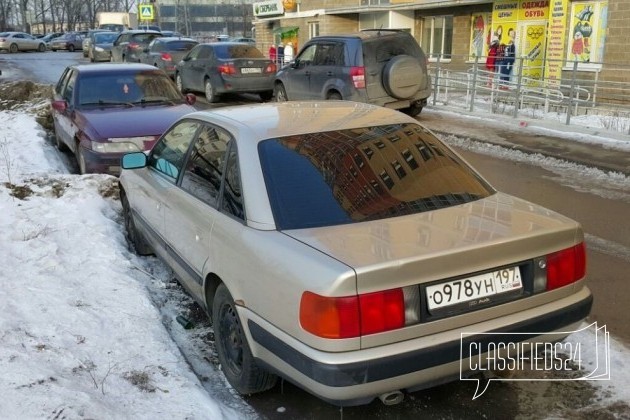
521,24 -> 546,83
545,0 -> 568,86
569,2 -> 596,63
469,13 -> 492,61
492,0 -> 518,43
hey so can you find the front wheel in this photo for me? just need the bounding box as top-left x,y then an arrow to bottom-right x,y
121,193 -> 153,255
175,74 -> 185,93
68,44 -> 75,52
213,284 -> 277,394
326,92 -> 342,101
9,43 -> 18,53
38,43 -> 45,52
274,83 -> 288,102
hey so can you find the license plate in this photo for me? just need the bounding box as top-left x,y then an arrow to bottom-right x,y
426,267 -> 522,311
241,67 -> 262,74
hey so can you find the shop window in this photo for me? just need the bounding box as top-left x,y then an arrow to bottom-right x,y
308,21 -> 319,39
565,1 -> 608,69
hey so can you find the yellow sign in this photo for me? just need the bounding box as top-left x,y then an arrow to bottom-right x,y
139,4 -> 154,20
544,0 -> 568,86
518,0 -> 550,20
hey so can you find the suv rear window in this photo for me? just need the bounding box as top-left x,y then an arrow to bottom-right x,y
259,124 -> 493,230
364,37 -> 423,64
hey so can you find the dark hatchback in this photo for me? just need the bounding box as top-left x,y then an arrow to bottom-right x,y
139,36 -> 199,78
174,42 -> 276,103
111,30 -> 162,62
50,63 -> 196,175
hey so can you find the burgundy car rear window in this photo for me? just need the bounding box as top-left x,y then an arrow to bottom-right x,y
258,123 -> 494,230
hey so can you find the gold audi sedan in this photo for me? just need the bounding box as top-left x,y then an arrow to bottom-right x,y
119,101 -> 592,406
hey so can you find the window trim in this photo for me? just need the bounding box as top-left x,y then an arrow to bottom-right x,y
422,15 -> 453,63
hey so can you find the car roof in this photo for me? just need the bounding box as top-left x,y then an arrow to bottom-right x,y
70,63 -> 162,74
185,101 -> 414,143
312,29 -> 413,41
121,29 -> 162,35
158,37 -> 197,42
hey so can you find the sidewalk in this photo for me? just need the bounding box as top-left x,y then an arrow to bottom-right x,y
420,107 -> 630,176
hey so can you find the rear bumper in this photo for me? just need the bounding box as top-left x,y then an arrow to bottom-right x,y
244,287 -> 592,405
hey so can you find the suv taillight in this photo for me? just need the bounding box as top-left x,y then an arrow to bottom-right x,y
350,66 -> 366,89
161,52 -> 172,61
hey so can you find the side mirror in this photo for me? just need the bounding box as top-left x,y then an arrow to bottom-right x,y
51,100 -> 67,112
185,93 -> 197,105
121,152 -> 148,170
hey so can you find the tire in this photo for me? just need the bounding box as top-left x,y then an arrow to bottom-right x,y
121,193 -> 153,256
274,83 -> 288,102
175,74 -> 185,93
54,132 -> 69,152
213,284 -> 277,394
401,101 -> 424,117
75,143 -> 87,175
38,43 -> 45,52
52,49 -> 57,52
68,44 -> 75,52
382,55 -> 424,100
204,78 -> 220,103
9,43 -> 18,53
259,90 -> 273,102
326,92 -> 342,100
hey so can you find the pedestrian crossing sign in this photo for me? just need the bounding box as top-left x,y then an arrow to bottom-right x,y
139,4 -> 154,20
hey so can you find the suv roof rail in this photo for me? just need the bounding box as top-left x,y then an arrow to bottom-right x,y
360,28 -> 406,35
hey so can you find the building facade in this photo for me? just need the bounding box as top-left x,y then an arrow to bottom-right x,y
252,0 -> 628,87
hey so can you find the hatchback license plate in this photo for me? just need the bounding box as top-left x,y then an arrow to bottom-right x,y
241,67 -> 262,74
426,267 -> 522,311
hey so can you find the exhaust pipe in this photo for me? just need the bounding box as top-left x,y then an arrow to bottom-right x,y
378,390 -> 404,406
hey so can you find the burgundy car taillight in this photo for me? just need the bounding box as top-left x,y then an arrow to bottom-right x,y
219,63 -> 236,75
350,66 -> 366,89
161,52 -> 172,61
265,63 -> 277,73
300,287 -> 417,339
546,243 -> 586,291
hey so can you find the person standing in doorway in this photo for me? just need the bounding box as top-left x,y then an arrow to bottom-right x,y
277,43 -> 285,66
486,36 -> 499,86
269,44 -> 277,63
284,41 -> 294,64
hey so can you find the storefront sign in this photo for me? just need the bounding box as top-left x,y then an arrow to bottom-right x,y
544,0 -> 568,86
253,0 -> 284,17
519,0 -> 549,19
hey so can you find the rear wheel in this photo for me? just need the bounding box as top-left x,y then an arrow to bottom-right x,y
213,284 -> 277,394
274,83 -> 288,102
9,43 -> 18,53
204,78 -> 220,103
38,43 -> 45,52
401,101 -> 424,117
121,193 -> 153,256
68,44 -> 75,52
326,91 -> 342,100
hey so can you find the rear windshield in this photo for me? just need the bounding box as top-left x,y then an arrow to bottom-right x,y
259,124 -> 494,230
214,44 -> 264,59
94,32 -> 117,43
132,33 -> 161,43
165,40 -> 197,51
364,36 -> 423,64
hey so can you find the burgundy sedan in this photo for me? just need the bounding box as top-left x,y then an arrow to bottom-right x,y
51,63 -> 196,175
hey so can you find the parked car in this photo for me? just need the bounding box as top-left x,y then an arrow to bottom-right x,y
139,36 -> 198,78
174,42 -> 276,102
119,101 -> 592,406
83,29 -> 109,57
159,30 -> 184,37
274,29 -> 432,116
110,29 -> 162,62
230,37 -> 255,44
50,32 -> 84,52
0,32 -> 46,53
87,31 -> 118,62
41,32 -> 64,50
50,63 -> 197,175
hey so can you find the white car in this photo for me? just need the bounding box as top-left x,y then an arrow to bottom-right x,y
0,32 -> 46,52
119,101 -> 592,406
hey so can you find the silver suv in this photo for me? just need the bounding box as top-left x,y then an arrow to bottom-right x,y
274,29 -> 431,116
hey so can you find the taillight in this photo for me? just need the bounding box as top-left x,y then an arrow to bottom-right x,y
265,63 -> 277,73
129,42 -> 140,50
300,287 -> 412,338
161,52 -> 172,61
546,243 -> 586,291
219,63 -> 236,75
350,66 -> 365,89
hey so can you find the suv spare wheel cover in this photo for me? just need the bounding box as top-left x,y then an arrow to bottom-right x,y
382,55 -> 424,100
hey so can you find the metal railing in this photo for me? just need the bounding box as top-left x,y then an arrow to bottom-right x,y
428,54 -> 630,135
